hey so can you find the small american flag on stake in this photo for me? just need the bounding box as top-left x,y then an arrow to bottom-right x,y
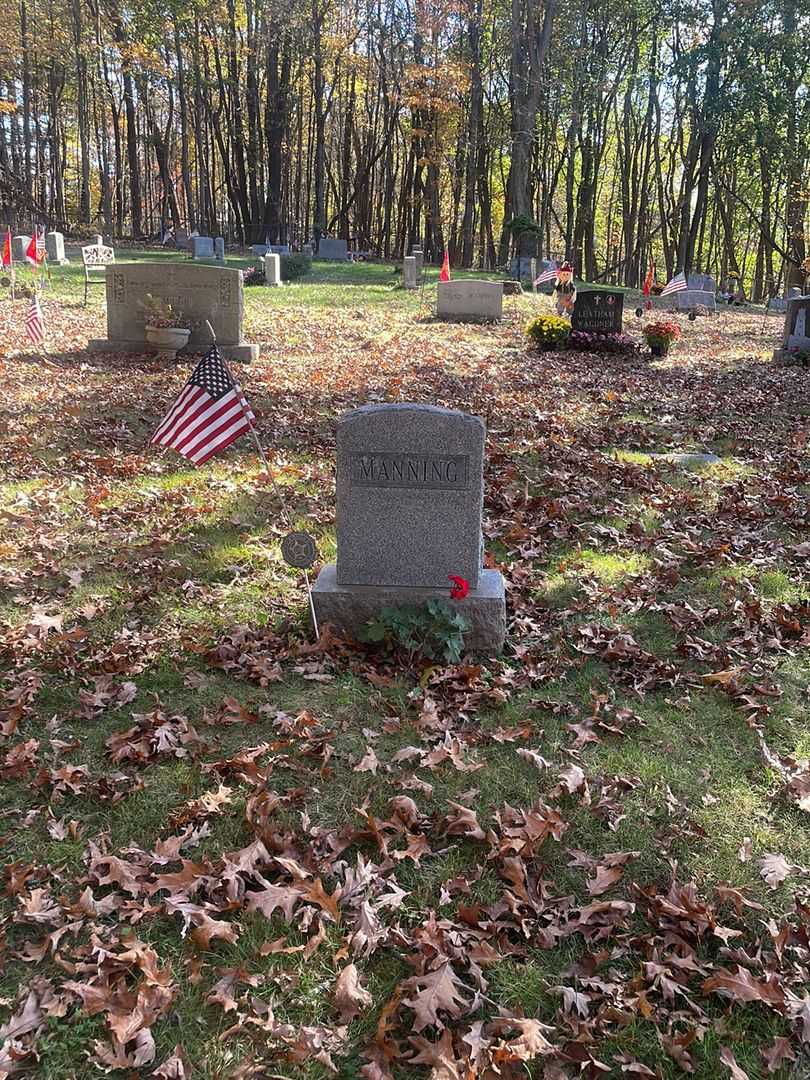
150,344 -> 256,465
25,293 -> 45,346
533,264 -> 558,287
661,270 -> 687,296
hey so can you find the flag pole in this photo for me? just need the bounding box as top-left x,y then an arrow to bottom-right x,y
203,321 -> 320,639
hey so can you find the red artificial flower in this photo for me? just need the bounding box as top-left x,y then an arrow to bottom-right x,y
448,575 -> 469,600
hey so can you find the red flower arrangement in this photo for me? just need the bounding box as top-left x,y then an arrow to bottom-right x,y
448,575 -> 469,600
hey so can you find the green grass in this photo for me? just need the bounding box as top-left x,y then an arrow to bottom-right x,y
1,263 -> 808,1078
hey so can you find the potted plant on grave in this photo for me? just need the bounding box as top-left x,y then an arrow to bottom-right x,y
642,318 -> 681,358
139,294 -> 191,359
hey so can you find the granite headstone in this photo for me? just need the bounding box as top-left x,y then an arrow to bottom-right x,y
571,290 -> 624,333
45,232 -> 68,264
411,248 -> 424,275
87,262 -> 257,362
191,236 -> 215,260
264,252 -> 281,286
319,238 -> 349,260
12,236 -> 30,262
311,403 -> 505,651
437,280 -> 503,322
403,256 -> 418,289
774,295 -> 810,363
215,237 -> 225,262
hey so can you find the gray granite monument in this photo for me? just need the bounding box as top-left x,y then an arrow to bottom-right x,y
403,256 -> 418,289
215,237 -> 225,262
311,404 -> 506,652
437,280 -> 503,322
87,262 -> 258,362
411,248 -> 424,275
191,236 -> 215,260
12,236 -> 31,262
774,295 -> 810,363
319,237 -> 349,260
45,232 -> 68,265
264,252 -> 281,286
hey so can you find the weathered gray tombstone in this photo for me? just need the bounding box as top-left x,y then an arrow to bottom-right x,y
191,236 -> 215,260
411,248 -> 424,275
774,295 -> 810,363
403,256 -> 418,290
264,253 -> 281,286
768,297 -> 787,314
509,256 -> 536,281
676,291 -> 717,312
437,280 -> 503,322
175,229 -> 189,250
86,262 -> 258,362
268,244 -> 290,255
311,403 -> 506,652
214,237 -> 225,262
687,272 -> 716,293
319,238 -> 349,260
251,244 -> 269,257
788,286 -> 802,300
45,232 -> 68,265
92,234 -> 103,246
12,236 -> 31,262
302,243 -> 315,256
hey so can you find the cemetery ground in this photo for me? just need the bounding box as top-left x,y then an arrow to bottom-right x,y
1,258 -> 810,1080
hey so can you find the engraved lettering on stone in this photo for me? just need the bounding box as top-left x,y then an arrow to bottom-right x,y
350,452 -> 469,490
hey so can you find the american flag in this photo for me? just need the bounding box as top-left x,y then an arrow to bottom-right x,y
25,294 -> 45,346
661,271 -> 687,296
533,264 -> 558,287
150,345 -> 256,465
36,229 -> 46,261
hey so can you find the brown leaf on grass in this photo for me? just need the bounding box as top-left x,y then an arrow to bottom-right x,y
354,746 -> 381,773
245,881 -> 306,922
334,963 -> 373,1023
702,966 -> 785,1008
586,863 -> 624,896
760,1036 -> 795,1074
189,912 -> 239,948
517,747 -> 551,771
719,1046 -> 750,1080
153,1046 -> 190,1078
759,853 -> 792,889
402,963 -> 469,1032
443,802 -> 486,840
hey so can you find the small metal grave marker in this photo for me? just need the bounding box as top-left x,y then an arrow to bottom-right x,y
281,531 -> 317,569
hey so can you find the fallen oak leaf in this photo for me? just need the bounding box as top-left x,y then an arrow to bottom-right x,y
702,966 -> 785,1009
719,1046 -> 751,1080
760,1036 -> 796,1074
402,962 -> 469,1032
334,963 -> 373,1023
759,853 -> 793,889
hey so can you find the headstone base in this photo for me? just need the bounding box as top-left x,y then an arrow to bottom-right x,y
86,339 -> 258,363
311,563 -> 506,654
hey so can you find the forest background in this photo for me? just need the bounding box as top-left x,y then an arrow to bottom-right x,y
0,0 -> 808,297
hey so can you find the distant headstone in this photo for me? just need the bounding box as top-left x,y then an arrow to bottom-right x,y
175,229 -> 189,250
403,256 -> 418,289
788,286 -> 802,300
191,236 -> 215,260
214,237 -> 225,262
676,291 -> 717,312
45,232 -> 68,265
509,256 -> 536,281
774,295 -> 810,363
264,252 -> 281,286
268,244 -> 290,255
411,248 -> 424,275
687,272 -> 716,293
571,290 -> 624,333
92,234 -> 104,246
86,262 -> 258,362
768,297 -> 787,313
502,280 -> 523,296
12,236 -> 31,262
437,280 -> 503,322
251,244 -> 269,257
319,237 -> 349,260
311,403 -> 505,652
302,243 -> 315,256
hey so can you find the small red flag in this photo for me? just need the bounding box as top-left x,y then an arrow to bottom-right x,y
26,233 -> 40,266
642,260 -> 654,297
2,229 -> 11,269
439,251 -> 450,282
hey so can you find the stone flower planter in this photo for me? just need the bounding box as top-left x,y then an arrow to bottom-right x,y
145,325 -> 191,359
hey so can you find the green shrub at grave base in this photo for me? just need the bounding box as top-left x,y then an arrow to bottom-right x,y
525,313 -> 571,351
359,599 -> 471,664
567,330 -> 638,355
281,254 -> 312,281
